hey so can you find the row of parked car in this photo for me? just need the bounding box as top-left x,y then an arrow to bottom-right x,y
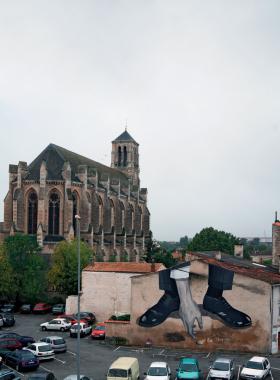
106,355 -> 272,380
0,302 -> 66,315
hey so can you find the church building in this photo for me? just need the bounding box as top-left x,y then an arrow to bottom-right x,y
1,130 -> 151,262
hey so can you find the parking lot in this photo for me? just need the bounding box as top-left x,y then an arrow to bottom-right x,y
1,313 -> 280,379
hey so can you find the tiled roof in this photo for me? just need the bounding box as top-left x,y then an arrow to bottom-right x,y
112,130 -> 138,145
190,251 -> 280,284
25,143 -> 129,184
84,262 -> 165,273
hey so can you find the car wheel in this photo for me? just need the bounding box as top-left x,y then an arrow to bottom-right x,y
42,326 -> 47,331
60,327 -> 65,332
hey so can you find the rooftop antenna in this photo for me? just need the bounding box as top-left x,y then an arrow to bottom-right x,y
275,211 -> 279,222
125,119 -> 128,131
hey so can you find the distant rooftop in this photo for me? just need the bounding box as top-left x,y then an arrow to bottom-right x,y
190,251 -> 280,285
112,130 -> 138,145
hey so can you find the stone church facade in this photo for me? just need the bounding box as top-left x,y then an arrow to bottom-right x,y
1,130 -> 151,262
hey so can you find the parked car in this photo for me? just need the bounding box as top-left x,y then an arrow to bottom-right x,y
0,349 -> 11,361
0,339 -> 22,351
40,318 -> 71,332
20,304 -> 33,314
240,356 -> 271,380
57,314 -> 86,325
0,304 -> 16,314
33,303 -> 52,314
5,350 -> 39,372
91,323 -> 106,339
0,369 -> 21,379
27,373 -> 57,380
144,361 -> 171,379
70,322 -> 92,338
207,358 -> 235,380
176,358 -> 201,380
2,314 -> 15,327
52,304 -> 65,315
23,342 -> 54,361
40,336 -> 67,353
0,333 -> 35,347
73,312 -> 96,325
107,357 -> 140,380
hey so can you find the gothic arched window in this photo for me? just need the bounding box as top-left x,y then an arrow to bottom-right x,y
123,146 -> 127,167
118,146 -> 122,166
72,192 -> 78,235
48,191 -> 60,235
28,191 -> 38,234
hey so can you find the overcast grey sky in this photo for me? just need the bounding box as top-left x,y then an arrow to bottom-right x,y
0,0 -> 279,241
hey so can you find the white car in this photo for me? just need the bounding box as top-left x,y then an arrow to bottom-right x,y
40,318 -> 71,332
70,322 -> 92,337
240,356 -> 271,380
144,361 -> 171,380
207,358 -> 234,380
23,342 -> 55,361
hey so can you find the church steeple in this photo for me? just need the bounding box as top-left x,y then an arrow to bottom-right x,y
111,129 -> 140,187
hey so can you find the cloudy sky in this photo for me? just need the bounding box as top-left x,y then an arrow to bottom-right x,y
0,1 -> 279,241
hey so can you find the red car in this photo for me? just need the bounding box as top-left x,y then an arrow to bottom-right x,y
57,314 -> 86,325
91,323 -> 106,339
0,338 -> 22,350
33,303 -> 52,314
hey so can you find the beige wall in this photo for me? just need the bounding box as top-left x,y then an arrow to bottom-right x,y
75,271 -> 142,322
106,261 -> 273,353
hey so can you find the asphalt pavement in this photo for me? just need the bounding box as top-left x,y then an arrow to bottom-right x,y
1,313 -> 280,380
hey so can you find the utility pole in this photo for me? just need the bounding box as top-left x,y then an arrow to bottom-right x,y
75,214 -> 81,380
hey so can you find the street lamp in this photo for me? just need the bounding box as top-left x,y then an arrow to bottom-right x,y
75,214 -> 81,380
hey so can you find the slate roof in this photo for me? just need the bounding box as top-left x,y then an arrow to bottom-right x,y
190,251 -> 280,285
25,143 -> 129,184
84,262 -> 165,273
112,130 -> 138,145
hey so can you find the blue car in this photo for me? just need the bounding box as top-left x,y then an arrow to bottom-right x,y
176,358 -> 201,380
5,350 -> 39,372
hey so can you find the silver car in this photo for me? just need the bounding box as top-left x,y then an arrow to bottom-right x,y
207,358 -> 234,380
40,336 -> 67,353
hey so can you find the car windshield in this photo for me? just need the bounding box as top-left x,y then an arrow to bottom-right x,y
53,338 -> 65,344
180,363 -> 198,372
148,367 -> 168,376
38,345 -> 52,352
72,325 -> 84,330
95,326 -> 105,331
108,369 -> 128,377
213,362 -> 230,371
245,361 -> 264,370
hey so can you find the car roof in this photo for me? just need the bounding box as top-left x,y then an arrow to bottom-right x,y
42,336 -> 64,340
149,362 -> 168,367
33,342 -> 50,347
249,356 -> 267,362
214,358 -> 232,363
180,358 -> 198,364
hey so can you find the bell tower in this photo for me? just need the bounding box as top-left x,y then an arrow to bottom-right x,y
111,129 -> 140,187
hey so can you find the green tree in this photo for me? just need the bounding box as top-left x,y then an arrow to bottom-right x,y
4,235 -> 46,303
188,227 -> 239,255
153,249 -> 176,268
179,235 -> 189,248
48,239 -> 92,295
0,244 -> 17,300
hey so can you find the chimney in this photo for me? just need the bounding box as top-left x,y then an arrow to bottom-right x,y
272,212 -> 280,269
234,244 -> 244,258
214,251 -> 222,260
